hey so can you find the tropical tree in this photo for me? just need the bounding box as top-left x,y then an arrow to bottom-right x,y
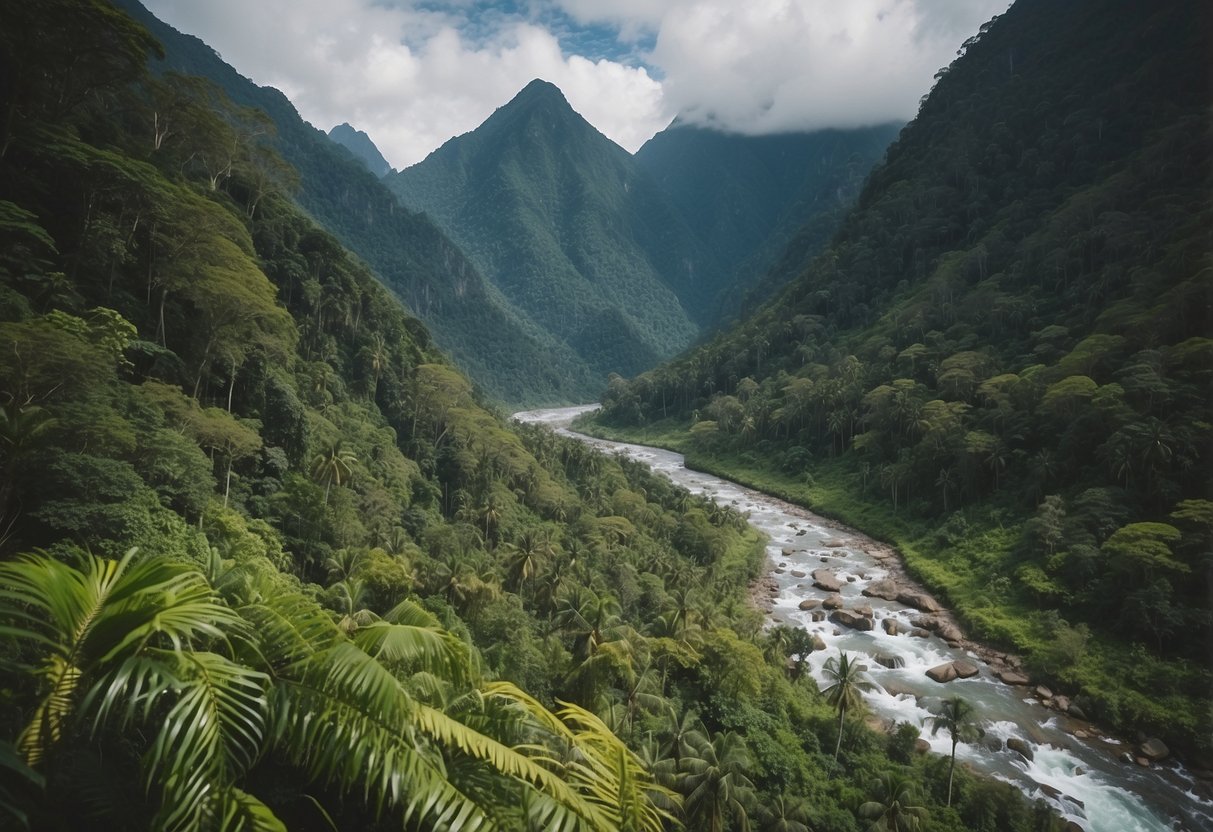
0,547 -> 269,828
0,548 -> 670,830
757,794 -> 812,832
310,440 -> 356,505
927,695 -> 982,806
858,771 -> 928,832
679,730 -> 756,832
821,650 -> 877,759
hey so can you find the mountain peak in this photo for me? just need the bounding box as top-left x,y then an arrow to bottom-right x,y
328,122 -> 393,177
514,78 -> 567,104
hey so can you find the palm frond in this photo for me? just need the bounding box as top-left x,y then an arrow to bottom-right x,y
268,642 -> 495,830
218,787 -> 287,832
0,549 -> 244,765
354,621 -> 469,683
147,651 -> 269,831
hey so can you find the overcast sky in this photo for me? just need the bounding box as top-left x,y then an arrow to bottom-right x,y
141,0 -> 1010,170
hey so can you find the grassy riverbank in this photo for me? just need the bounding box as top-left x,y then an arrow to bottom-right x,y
573,414 -> 1213,762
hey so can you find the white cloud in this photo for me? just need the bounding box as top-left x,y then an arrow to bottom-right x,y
143,0 -> 667,168
141,0 -> 1008,167
556,0 -> 1009,134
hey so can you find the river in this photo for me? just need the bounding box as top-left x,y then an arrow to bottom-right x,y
514,405 -> 1211,832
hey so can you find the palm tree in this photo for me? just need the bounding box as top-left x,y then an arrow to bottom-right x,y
0,548 -> 669,830
679,730 -> 756,832
821,650 -> 877,760
935,467 -> 956,511
502,531 -> 544,602
329,576 -> 377,635
757,794 -> 812,832
495,686 -> 679,832
0,548 -> 265,827
928,695 -> 983,806
859,771 -> 928,832
660,706 -> 708,768
310,440 -> 356,505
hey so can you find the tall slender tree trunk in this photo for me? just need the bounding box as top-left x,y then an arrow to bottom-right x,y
834,703 -> 846,760
947,738 -> 957,806
227,360 -> 237,412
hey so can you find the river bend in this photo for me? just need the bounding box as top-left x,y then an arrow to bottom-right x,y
515,405 -> 1211,832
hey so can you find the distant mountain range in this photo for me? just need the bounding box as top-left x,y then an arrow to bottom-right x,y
328,123 -> 394,177
386,80 -> 710,383
116,0 -> 898,405
635,121 -> 901,320
387,80 -> 899,388
116,0 -> 599,406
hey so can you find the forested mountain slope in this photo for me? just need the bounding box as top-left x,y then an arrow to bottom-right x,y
328,122 -> 394,177
596,0 -> 1213,754
635,121 -> 901,320
0,2 -> 1063,829
112,0 -> 597,406
388,80 -> 716,384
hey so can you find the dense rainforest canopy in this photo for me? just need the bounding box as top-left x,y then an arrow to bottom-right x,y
0,1 -> 1072,830
595,0 -> 1212,758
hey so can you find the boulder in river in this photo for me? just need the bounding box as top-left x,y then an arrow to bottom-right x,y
790,569 -> 806,578
914,738 -> 931,755
1006,737 -> 1034,761
1034,685 -> 1054,700
811,634 -> 828,651
852,603 -> 874,618
926,662 -> 958,683
830,609 -> 874,631
1053,695 -> 1070,712
882,618 -> 902,635
798,598 -> 820,611
952,659 -> 979,679
813,570 -> 842,592
896,589 -> 942,613
823,539 -> 847,548
909,628 -> 930,638
821,594 -> 844,610
863,579 -> 900,601
811,611 -> 826,622
938,621 -> 964,642
997,669 -> 1030,686
1139,737 -> 1170,761
781,547 -> 794,556
875,654 -> 905,669
911,615 -> 964,642
926,659 -> 978,682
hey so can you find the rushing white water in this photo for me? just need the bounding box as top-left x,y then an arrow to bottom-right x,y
515,405 -> 1212,832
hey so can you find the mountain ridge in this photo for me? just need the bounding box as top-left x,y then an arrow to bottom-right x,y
594,0 -> 1213,759
111,0 -> 596,406
328,121 -> 393,177
635,119 -> 902,321
388,78 -> 716,386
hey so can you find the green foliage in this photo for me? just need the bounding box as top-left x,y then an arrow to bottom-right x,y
635,121 -> 902,321
592,0 -> 1213,756
0,2 -> 1086,828
387,80 -> 704,392
113,0 -> 594,407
